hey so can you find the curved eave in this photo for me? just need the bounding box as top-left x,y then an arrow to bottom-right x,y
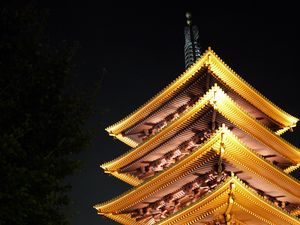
98,213 -> 143,225
98,181 -> 230,225
158,176 -> 300,225
114,134 -> 138,148
94,129 -> 223,213
157,177 -> 233,225
101,86 -> 216,172
208,48 -> 298,128
223,128 -> 300,199
95,126 -> 300,215
102,84 -> 300,175
285,163 -> 300,174
105,49 -> 211,136
214,86 -> 300,164
291,207 -> 300,216
105,47 -> 298,140
107,127 -> 300,187
108,171 -> 142,186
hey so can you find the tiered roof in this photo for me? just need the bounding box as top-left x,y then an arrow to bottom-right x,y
105,48 -> 298,147
158,176 -> 300,225
102,84 -> 300,185
95,126 -> 300,215
95,48 -> 300,225
97,176 -> 300,225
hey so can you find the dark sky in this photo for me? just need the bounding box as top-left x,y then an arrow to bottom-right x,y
37,1 -> 300,225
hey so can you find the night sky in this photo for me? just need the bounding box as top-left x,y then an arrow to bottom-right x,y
37,2 -> 300,225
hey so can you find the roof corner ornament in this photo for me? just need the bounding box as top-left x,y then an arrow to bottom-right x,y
224,182 -> 236,224
218,131 -> 226,173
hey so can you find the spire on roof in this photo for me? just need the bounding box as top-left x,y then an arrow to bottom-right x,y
184,12 -> 201,69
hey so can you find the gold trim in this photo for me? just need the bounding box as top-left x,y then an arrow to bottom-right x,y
291,207 -> 300,216
101,87 -> 215,172
101,213 -> 143,225
231,218 -> 248,225
223,127 -> 300,199
284,163 -> 300,174
158,176 -> 300,225
116,134 -> 138,148
105,50 -> 211,135
106,48 -> 298,141
110,171 -> 142,186
209,48 -> 298,128
95,130 -> 223,213
276,127 -> 290,136
224,182 -> 236,224
214,86 -> 300,164
157,177 -> 233,225
95,126 -> 300,215
102,85 -> 300,178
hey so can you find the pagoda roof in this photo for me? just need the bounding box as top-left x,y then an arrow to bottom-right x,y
101,85 -> 300,181
95,176 -> 300,225
95,126 -> 300,215
157,176 -> 300,225
105,48 -> 298,146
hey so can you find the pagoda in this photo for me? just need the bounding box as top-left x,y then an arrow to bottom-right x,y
94,13 -> 300,225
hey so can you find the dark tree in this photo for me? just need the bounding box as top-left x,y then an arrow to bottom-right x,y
0,5 -> 94,225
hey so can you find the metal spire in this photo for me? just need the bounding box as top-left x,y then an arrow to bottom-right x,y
184,12 -> 201,69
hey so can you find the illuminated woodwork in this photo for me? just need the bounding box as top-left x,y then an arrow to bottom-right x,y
94,48 -> 300,224
105,48 -> 298,147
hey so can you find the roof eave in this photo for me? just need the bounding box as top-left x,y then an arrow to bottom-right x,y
105,48 -> 298,140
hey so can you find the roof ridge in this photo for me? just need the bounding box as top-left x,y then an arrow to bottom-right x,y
105,48 -> 298,141
209,49 -> 299,125
101,85 -> 217,171
105,49 -> 211,134
94,130 -> 223,212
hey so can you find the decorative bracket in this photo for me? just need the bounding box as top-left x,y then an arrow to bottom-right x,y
224,182 -> 236,225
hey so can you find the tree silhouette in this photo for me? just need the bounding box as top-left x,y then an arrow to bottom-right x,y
0,5 -> 95,225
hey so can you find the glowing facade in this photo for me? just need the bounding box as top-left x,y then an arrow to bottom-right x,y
94,16 -> 300,225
